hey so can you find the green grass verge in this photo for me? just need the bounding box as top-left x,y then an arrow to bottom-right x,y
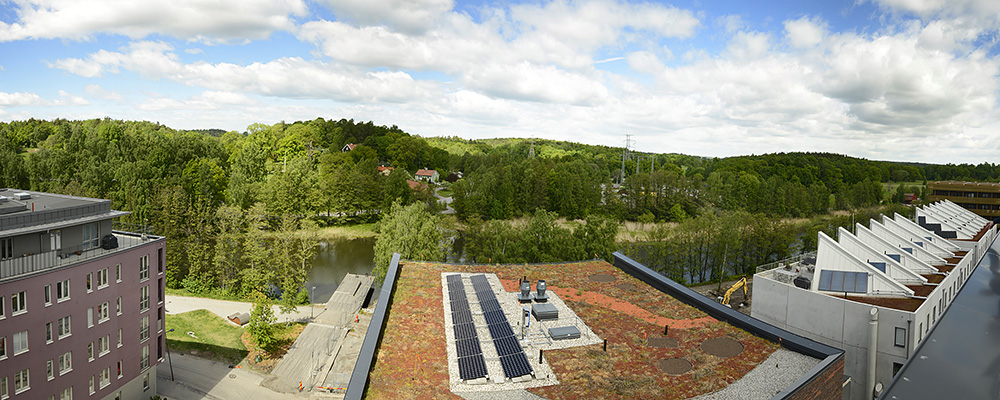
436,188 -> 454,197
165,309 -> 248,364
166,287 -> 247,302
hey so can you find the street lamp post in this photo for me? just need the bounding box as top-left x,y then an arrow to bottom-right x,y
311,286 -> 316,320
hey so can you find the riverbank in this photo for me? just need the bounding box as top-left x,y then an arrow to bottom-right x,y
261,223 -> 377,241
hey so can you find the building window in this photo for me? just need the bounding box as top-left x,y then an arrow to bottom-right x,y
143,373 -> 149,391
140,286 -> 149,312
116,297 -> 121,315
117,329 -> 122,348
115,264 -> 121,283
58,316 -> 71,339
116,360 -> 122,378
44,285 -> 51,306
159,307 -> 164,332
140,346 -> 149,371
99,367 -> 110,389
87,308 -> 93,327
88,377 -> 94,395
0,238 -> 12,260
12,330 -> 27,355
86,273 -> 92,292
60,387 -> 71,400
0,377 -> 6,399
0,337 -> 5,359
97,302 -> 109,323
59,352 -> 72,375
158,248 -> 163,274
46,322 -> 53,343
140,255 -> 149,281
894,327 -> 906,347
11,291 -> 26,315
56,280 -> 70,302
140,316 -> 149,342
87,342 -> 93,361
13,368 -> 28,394
47,359 -> 54,380
82,223 -> 98,250
97,268 -> 108,289
98,335 -> 109,357
0,296 -> 4,319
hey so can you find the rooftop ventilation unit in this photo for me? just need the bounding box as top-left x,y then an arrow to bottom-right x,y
534,279 -> 549,302
518,278 -> 532,303
12,192 -> 30,200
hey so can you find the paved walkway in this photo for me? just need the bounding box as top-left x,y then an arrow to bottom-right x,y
158,352 -> 304,399
165,295 -> 321,323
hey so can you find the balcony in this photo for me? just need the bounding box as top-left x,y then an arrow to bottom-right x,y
0,231 -> 160,281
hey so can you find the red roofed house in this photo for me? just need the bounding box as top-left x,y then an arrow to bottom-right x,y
341,143 -> 357,152
377,166 -> 395,176
406,180 -> 427,191
415,169 -> 439,183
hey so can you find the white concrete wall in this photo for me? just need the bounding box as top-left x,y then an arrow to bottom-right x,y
837,228 -> 926,285
869,220 -> 947,265
813,232 -> 913,295
855,224 -> 938,275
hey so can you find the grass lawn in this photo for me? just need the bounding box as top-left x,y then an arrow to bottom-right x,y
165,310 -> 248,364
436,188 -> 454,197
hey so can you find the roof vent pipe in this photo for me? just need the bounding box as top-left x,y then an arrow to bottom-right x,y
868,307 -> 879,399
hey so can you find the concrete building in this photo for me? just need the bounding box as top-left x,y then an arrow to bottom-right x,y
0,189 -> 166,400
753,199 -> 996,400
927,180 -> 1000,218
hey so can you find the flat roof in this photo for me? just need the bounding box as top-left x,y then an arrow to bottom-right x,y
366,260 -> 821,399
929,181 -> 1000,190
881,235 -> 1000,399
0,188 -> 126,233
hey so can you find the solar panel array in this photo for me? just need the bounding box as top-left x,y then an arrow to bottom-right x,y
447,275 -> 488,381
470,275 -> 534,379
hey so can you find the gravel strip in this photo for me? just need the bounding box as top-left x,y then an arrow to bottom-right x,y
690,348 -> 821,400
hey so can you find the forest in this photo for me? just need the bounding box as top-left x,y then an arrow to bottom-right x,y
1,118 -> 997,293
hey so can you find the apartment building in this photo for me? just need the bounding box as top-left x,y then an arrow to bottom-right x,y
0,189 -> 166,400
927,180 -> 1000,218
752,199 -> 996,400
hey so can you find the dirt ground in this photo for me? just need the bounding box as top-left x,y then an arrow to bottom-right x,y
689,277 -> 754,316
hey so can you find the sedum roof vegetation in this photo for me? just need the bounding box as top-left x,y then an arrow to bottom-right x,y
366,260 -> 779,399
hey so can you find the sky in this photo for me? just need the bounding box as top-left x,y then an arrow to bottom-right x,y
1,0 -> 1000,164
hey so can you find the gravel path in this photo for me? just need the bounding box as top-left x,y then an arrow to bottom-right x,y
691,348 -> 820,400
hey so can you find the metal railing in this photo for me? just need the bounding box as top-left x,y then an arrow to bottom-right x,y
0,232 -> 157,280
755,252 -> 816,275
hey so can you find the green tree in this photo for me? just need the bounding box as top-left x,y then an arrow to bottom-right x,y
373,201 -> 448,283
248,290 -> 276,349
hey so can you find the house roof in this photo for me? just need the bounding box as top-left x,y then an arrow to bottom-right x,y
406,180 -> 425,190
377,166 -> 394,172
343,143 -> 357,151
880,235 -> 1000,399
415,169 -> 436,176
364,259 -> 829,399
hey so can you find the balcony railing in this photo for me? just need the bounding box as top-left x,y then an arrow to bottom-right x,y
0,232 -> 158,280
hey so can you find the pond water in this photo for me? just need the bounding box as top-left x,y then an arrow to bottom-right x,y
305,237 -> 376,303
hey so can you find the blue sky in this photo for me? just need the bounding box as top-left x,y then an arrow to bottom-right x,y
1,0 -> 999,164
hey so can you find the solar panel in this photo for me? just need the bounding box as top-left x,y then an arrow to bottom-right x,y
458,355 -> 489,381
483,309 -> 506,325
493,335 -> 521,357
456,337 -> 482,358
452,309 -> 474,324
481,299 -> 502,312
454,322 -> 477,340
447,274 -> 462,283
451,299 -> 470,311
499,352 -> 533,379
488,322 -> 514,339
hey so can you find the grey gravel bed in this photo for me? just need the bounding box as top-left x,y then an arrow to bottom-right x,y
691,348 -> 821,400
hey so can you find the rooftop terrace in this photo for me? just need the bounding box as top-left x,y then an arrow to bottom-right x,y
364,259 -> 825,399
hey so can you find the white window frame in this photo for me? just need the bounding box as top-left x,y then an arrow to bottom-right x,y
56,279 -> 70,302
117,329 -> 122,348
47,359 -> 54,381
12,330 -> 27,355
82,222 -> 99,250
87,342 -> 93,362
97,268 -> 108,289
87,308 -> 93,327
116,360 -> 122,378
116,297 -> 121,315
116,264 -> 121,283
59,352 -> 72,375
88,376 -> 94,395
98,335 -> 109,357
0,296 -> 4,319
13,368 -> 28,395
11,291 -> 26,316
0,337 -> 6,359
99,367 -> 110,389
60,387 -> 71,400
58,316 -> 71,339
140,316 -> 149,342
139,255 -> 149,282
45,322 -> 53,343
140,345 -> 149,371
0,376 -> 6,400
44,285 -> 51,306
98,302 -> 109,323
0,238 -> 12,260
140,286 -> 149,312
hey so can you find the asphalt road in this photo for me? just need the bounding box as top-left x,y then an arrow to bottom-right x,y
157,352 -> 304,400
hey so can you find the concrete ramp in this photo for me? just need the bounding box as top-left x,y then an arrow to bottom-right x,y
271,324 -> 342,384
315,274 -> 375,327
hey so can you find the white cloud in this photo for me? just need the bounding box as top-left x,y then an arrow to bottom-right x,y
315,0 -> 454,33
0,92 -> 46,107
726,31 -> 771,60
784,17 -> 826,48
0,0 -> 308,43
85,84 -> 123,101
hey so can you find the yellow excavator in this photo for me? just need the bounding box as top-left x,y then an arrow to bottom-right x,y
716,277 -> 749,309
